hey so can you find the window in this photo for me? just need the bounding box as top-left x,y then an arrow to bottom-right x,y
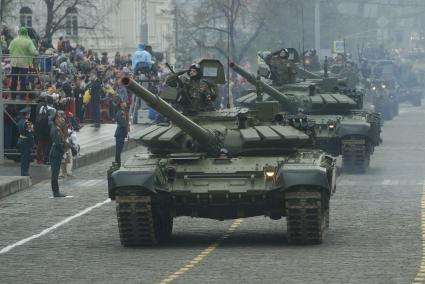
65,7 -> 78,36
19,7 -> 32,28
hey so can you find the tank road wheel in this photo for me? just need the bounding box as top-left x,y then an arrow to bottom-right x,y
116,195 -> 173,246
285,188 -> 328,245
341,138 -> 370,173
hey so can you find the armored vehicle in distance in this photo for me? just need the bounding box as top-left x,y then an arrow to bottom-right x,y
107,60 -> 337,246
231,61 -> 381,173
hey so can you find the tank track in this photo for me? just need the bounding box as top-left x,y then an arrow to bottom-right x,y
341,138 -> 370,173
116,195 -> 172,246
285,190 -> 327,245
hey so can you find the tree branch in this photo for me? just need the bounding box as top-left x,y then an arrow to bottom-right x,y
51,0 -> 80,34
237,19 -> 265,62
195,26 -> 229,34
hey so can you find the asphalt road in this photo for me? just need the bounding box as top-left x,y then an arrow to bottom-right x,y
1,104 -> 425,284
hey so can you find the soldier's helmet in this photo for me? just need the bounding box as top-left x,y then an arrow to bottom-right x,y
188,63 -> 202,79
279,48 -> 289,59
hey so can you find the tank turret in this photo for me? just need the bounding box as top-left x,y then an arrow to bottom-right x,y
230,62 -> 359,114
122,77 -> 220,153
230,62 -> 300,112
231,62 -> 382,173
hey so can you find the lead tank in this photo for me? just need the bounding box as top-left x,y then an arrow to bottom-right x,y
107,63 -> 337,246
231,62 -> 382,173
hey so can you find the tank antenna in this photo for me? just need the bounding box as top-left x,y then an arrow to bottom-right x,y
226,0 -> 231,109
301,0 -> 306,81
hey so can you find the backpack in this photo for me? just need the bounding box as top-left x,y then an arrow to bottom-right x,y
35,105 -> 49,138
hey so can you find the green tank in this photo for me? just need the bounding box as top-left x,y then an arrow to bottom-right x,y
231,62 -> 382,173
107,62 -> 337,246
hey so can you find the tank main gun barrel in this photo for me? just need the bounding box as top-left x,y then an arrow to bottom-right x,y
229,62 -> 297,110
121,77 -> 218,151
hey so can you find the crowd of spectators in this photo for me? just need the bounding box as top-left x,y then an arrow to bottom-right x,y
1,24 -> 169,169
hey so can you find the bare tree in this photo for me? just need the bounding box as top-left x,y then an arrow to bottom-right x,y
43,0 -> 120,41
175,0 -> 271,64
0,0 -> 14,22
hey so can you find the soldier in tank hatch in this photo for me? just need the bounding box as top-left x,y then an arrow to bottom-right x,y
263,48 -> 297,86
165,63 -> 217,115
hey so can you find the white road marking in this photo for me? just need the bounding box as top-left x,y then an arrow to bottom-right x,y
48,195 -> 74,199
0,199 -> 111,255
84,180 -> 100,187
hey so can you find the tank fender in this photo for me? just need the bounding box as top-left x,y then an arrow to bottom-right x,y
277,168 -> 333,194
336,121 -> 370,138
108,170 -> 156,200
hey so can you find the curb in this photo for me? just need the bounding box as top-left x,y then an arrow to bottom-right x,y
72,139 -> 140,170
0,176 -> 32,199
0,139 -> 141,200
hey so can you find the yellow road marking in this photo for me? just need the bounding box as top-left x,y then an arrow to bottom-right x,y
157,219 -> 243,284
413,182 -> 425,283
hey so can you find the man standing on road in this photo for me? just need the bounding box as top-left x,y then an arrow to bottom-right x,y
8,27 -> 38,100
17,107 -> 34,176
49,111 -> 67,197
114,100 -> 129,167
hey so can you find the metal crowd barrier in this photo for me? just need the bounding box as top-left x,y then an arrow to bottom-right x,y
1,53 -> 54,160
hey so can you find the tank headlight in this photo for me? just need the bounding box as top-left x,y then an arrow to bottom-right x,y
263,165 -> 278,179
372,86 -> 377,91
265,171 -> 275,178
382,84 -> 386,89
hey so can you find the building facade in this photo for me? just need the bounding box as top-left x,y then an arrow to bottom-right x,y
7,0 -> 175,62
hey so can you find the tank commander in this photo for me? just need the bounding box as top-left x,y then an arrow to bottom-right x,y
165,63 -> 217,115
263,48 -> 297,86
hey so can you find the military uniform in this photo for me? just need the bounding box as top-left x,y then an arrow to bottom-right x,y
114,109 -> 129,166
17,110 -> 34,176
49,118 -> 67,197
264,53 -> 297,86
166,74 -> 217,115
87,77 -> 103,127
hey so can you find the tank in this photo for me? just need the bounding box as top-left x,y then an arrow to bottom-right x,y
396,62 -> 423,107
231,62 -> 382,173
107,74 -> 337,246
368,79 -> 398,121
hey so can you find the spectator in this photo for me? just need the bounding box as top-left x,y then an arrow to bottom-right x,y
60,126 -> 75,179
132,43 -> 153,75
57,36 -> 64,52
87,69 -> 102,127
114,52 -> 121,68
114,100 -> 129,167
49,111 -> 67,197
35,96 -> 55,164
8,27 -> 38,99
17,107 -> 34,176
101,52 -> 109,65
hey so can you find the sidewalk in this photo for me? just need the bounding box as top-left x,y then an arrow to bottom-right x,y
0,122 -> 149,198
